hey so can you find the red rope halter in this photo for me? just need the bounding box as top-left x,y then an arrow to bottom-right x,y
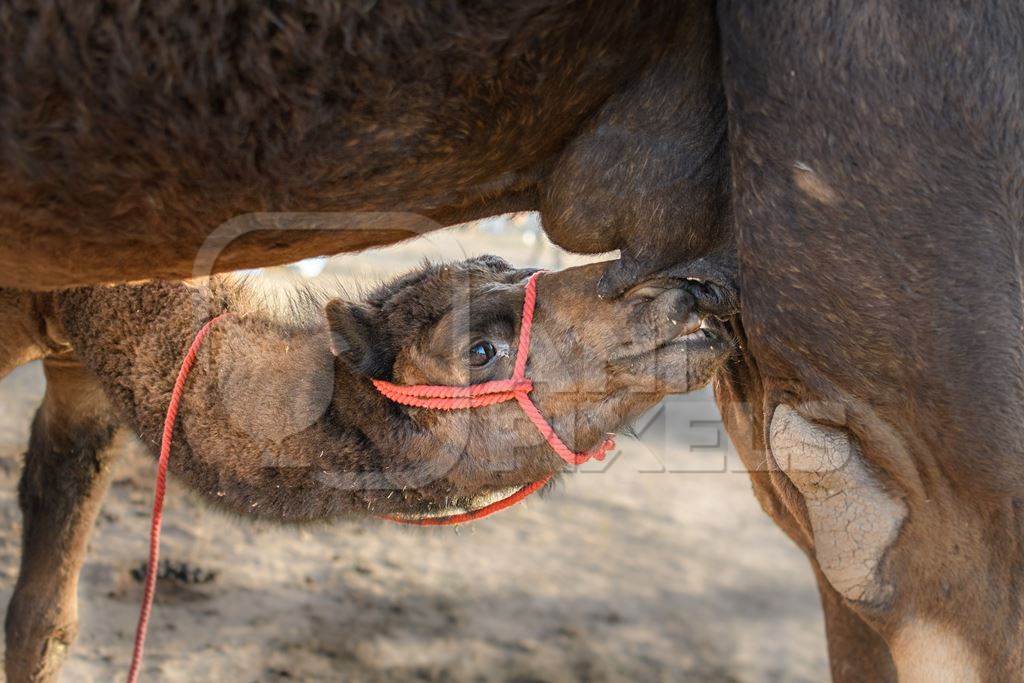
373,271 -> 615,526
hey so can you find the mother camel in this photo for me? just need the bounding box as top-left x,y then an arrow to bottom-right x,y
2,1 -> 1022,681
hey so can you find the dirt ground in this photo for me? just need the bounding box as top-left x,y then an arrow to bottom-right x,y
0,218 -> 829,682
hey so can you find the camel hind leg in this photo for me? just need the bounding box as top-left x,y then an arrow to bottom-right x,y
5,357 -> 120,683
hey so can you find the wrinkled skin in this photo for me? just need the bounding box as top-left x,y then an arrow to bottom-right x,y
0,256 -> 732,681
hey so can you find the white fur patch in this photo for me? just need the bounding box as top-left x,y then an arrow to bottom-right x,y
793,161 -> 839,205
892,621 -> 980,683
770,405 -> 907,603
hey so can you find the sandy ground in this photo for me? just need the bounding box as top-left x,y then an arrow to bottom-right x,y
0,218 -> 829,682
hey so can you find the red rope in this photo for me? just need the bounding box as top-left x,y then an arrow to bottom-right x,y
373,272 -> 615,525
127,313 -> 232,683
378,475 -> 553,526
374,378 -> 533,409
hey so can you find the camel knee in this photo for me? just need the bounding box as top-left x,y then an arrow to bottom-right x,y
770,404 -> 1020,680
769,404 -> 907,605
4,591 -> 78,683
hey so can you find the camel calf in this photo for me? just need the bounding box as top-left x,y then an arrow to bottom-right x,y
0,255 -> 732,681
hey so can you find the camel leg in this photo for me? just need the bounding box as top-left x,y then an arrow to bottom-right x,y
814,567 -> 897,683
5,358 -> 120,683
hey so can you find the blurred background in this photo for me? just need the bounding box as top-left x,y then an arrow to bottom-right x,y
0,214 -> 827,682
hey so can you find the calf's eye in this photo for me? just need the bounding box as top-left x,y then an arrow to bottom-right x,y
467,340 -> 497,367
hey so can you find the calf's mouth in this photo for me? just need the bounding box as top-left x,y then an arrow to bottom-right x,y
588,281 -> 734,405
612,279 -> 735,380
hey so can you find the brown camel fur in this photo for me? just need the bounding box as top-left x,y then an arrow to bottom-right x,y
1,256 -> 732,681
0,0 -> 730,294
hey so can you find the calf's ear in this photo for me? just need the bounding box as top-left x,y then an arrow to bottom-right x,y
324,299 -> 376,368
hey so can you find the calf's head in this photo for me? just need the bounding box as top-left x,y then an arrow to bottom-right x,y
325,255 -> 733,521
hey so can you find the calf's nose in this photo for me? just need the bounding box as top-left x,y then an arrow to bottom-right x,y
664,287 -> 697,320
